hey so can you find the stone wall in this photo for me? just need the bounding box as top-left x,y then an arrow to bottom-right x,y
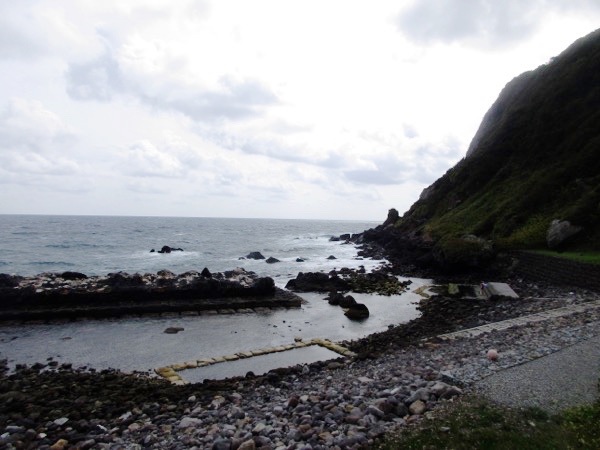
513,251 -> 600,291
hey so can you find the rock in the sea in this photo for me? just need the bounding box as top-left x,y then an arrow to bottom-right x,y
345,303 -> 369,320
266,257 -> 280,264
327,255 -> 337,260
547,219 -> 583,248
157,245 -> 184,254
246,251 -> 266,260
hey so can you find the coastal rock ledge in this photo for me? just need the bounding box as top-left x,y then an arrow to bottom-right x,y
0,269 -> 302,321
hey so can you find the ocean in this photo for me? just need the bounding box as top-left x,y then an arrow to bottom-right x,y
0,215 -> 381,283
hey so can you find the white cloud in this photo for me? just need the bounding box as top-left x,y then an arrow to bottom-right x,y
0,1 -> 598,219
396,0 -> 600,49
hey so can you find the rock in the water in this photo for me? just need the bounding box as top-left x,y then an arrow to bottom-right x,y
339,295 -> 357,308
345,303 -> 369,320
157,245 -> 184,254
164,327 -> 185,334
327,255 -> 337,260
547,219 -> 583,248
266,257 -> 280,264
246,251 -> 266,260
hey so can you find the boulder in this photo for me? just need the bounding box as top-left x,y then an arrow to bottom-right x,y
338,295 -> 357,308
547,219 -> 583,248
266,257 -> 280,264
344,303 -> 369,320
201,267 -> 212,278
285,272 -> 349,292
327,255 -> 337,260
327,292 -> 345,305
0,273 -> 22,288
164,327 -> 184,334
60,271 -> 88,280
408,399 -> 426,415
246,251 -> 266,260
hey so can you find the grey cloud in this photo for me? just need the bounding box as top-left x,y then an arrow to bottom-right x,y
65,54 -> 122,101
65,52 -> 277,121
0,2 -> 47,60
154,79 -> 277,122
396,0 -> 600,48
0,99 -> 76,153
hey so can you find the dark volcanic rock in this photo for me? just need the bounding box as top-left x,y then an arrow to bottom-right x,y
0,269 -> 298,321
266,257 -> 280,264
285,272 -> 349,292
345,303 -> 369,320
157,246 -> 184,254
246,252 -> 265,260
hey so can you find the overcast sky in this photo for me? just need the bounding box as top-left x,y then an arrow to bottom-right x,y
1,1 -> 598,221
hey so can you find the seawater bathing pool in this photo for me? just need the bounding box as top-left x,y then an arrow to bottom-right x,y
0,279 -> 430,376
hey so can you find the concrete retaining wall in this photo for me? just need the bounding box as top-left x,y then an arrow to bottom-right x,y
513,251 -> 600,291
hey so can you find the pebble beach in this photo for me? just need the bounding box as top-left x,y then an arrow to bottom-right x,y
2,280 -> 600,449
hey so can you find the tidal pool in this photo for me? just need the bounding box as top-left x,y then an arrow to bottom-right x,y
0,278 -> 430,374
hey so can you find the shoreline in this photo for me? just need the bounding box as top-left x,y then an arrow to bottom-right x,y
2,273 -> 599,448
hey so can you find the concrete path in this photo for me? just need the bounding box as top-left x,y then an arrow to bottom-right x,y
435,299 -> 600,414
438,299 -> 600,340
474,334 -> 600,414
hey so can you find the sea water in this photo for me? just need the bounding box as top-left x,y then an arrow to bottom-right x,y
0,215 -> 381,284
0,215 -> 429,373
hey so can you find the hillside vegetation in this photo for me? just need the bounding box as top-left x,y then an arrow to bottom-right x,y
394,28 -> 600,257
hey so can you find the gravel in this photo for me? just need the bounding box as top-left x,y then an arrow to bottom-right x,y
1,281 -> 600,449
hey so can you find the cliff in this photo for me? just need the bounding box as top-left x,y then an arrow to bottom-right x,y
365,28 -> 600,273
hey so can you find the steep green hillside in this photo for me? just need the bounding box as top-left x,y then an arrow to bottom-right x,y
397,28 -> 600,252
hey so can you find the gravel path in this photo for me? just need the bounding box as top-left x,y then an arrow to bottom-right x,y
474,334 -> 600,414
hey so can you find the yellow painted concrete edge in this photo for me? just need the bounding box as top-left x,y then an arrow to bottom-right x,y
154,338 -> 356,384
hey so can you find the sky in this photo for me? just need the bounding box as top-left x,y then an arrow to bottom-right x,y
0,1 -> 599,221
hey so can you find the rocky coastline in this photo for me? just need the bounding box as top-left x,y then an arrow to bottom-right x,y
2,232 -> 600,449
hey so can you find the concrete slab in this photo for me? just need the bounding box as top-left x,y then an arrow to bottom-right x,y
487,282 -> 519,299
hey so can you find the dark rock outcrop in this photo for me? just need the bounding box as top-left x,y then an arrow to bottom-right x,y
285,272 -> 349,292
344,303 -> 370,320
246,252 -> 266,260
266,257 -> 280,264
